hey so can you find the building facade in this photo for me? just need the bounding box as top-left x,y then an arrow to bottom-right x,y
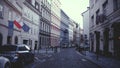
0,0 -> 23,45
69,19 -> 74,47
72,22 -> 80,47
51,0 -> 61,47
76,23 -> 81,47
60,10 -> 69,48
0,0 -> 40,50
39,0 -> 51,49
82,7 -> 90,47
89,0 -> 120,58
22,0 -> 40,50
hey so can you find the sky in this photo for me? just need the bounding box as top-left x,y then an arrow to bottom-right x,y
59,0 -> 89,29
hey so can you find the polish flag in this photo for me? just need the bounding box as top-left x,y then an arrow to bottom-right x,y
14,20 -> 22,29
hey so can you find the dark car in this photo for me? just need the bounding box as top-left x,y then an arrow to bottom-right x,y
0,44 -> 34,67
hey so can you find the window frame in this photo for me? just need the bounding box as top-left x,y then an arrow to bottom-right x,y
0,3 -> 4,19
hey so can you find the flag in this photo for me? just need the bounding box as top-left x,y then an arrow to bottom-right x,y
22,23 -> 30,32
14,20 -> 22,29
8,21 -> 14,29
8,21 -> 14,36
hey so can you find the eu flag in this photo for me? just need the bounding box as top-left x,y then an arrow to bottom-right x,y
22,23 -> 30,32
8,21 -> 14,36
8,21 -> 14,29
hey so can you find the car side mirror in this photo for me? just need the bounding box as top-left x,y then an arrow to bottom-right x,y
29,49 -> 32,52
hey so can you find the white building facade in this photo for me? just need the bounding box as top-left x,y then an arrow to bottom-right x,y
0,0 -> 40,50
51,0 -> 61,47
82,7 -> 90,47
22,0 -> 40,50
0,0 -> 23,45
39,0 -> 51,49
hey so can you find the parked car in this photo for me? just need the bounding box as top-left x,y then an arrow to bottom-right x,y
0,44 -> 34,67
0,56 -> 11,68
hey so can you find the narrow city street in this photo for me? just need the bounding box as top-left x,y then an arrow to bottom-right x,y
25,48 -> 101,68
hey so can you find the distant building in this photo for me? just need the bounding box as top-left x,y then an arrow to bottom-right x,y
82,7 -> 90,47
69,19 -> 74,47
60,10 -> 69,48
76,24 -> 81,47
51,0 -> 61,47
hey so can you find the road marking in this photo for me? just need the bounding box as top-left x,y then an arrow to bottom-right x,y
76,51 -> 81,56
35,57 -> 39,60
34,57 -> 46,62
76,51 -> 87,62
81,59 -> 87,61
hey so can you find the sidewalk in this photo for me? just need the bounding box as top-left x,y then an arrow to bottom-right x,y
80,51 -> 120,68
34,48 -> 54,54
33,48 -> 61,59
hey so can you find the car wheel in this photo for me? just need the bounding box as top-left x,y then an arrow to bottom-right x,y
21,60 -> 25,67
5,62 -> 10,68
18,59 -> 25,68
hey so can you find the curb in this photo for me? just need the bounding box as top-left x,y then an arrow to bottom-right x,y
76,51 -> 102,68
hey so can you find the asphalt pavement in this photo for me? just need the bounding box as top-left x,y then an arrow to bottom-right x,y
25,48 -> 101,68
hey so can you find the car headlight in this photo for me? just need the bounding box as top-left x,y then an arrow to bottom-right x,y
13,53 -> 19,59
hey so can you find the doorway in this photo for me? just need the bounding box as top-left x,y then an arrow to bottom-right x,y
0,33 -> 3,46
103,28 -> 109,56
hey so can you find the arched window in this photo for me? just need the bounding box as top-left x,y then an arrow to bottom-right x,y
0,33 -> 3,46
14,36 -> 18,44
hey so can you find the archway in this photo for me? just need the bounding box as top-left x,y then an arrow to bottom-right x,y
0,33 -> 3,46
14,36 -> 18,44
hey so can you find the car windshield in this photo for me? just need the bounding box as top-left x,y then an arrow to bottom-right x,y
18,46 -> 29,51
0,46 -> 17,51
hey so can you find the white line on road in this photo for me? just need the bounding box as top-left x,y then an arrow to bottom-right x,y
81,59 -> 87,61
76,51 -> 87,62
35,57 -> 46,62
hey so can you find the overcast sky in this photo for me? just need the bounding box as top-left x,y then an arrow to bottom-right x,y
59,0 -> 89,28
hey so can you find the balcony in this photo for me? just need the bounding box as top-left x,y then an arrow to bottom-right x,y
107,9 -> 120,21
24,0 -> 40,14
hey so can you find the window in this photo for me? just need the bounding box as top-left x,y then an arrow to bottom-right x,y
0,33 -> 3,46
0,3 -> 3,18
35,1 -> 39,10
8,11 -> 12,20
96,9 -> 100,25
32,0 -> 35,6
14,36 -> 18,44
103,0 -> 108,16
91,15 -> 94,27
41,22 -> 43,30
43,23 -> 45,31
31,27 -> 32,34
26,0 -> 32,3
7,36 -> 12,44
113,0 -> 120,11
18,46 -> 28,51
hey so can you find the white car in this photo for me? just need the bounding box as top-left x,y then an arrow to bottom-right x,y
0,56 -> 11,68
